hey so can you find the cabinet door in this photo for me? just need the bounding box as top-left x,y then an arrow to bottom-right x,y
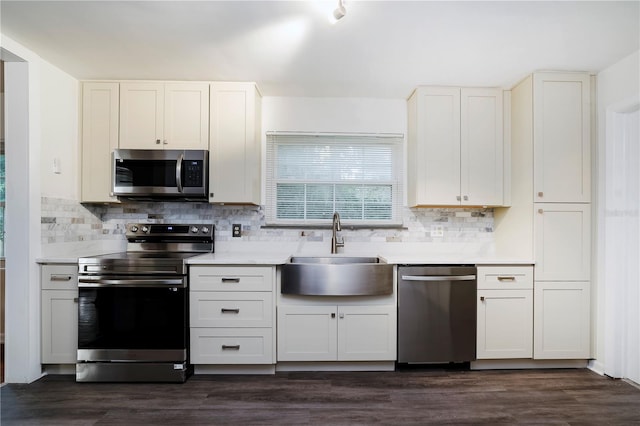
534,282 -> 590,359
190,328 -> 273,365
535,203 -> 591,281
190,266 -> 274,292
337,305 -> 396,361
41,290 -> 78,364
477,289 -> 533,359
119,82 -> 164,149
190,291 -> 273,328
81,82 -> 120,203
209,82 -> 261,204
461,88 -> 504,206
164,83 -> 209,149
277,305 -> 337,361
409,87 -> 461,206
533,73 -> 591,203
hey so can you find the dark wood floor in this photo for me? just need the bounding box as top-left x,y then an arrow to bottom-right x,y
2,368 -> 639,425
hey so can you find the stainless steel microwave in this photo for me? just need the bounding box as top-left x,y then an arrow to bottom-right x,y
112,149 -> 209,201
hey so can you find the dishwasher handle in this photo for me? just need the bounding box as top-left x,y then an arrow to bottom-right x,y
401,275 -> 476,282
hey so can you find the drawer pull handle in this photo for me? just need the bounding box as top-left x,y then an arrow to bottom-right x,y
221,278 -> 240,283
51,275 -> 73,281
497,276 -> 516,282
221,308 -> 240,314
222,345 -> 240,350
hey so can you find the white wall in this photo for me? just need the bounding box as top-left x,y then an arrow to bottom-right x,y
39,61 -> 79,199
594,49 -> 640,377
262,97 -> 406,135
1,34 -> 79,382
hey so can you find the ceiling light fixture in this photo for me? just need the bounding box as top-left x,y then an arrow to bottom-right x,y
330,0 -> 346,24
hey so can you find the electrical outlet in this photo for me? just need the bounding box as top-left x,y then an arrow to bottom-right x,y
232,224 -> 242,238
430,225 -> 444,238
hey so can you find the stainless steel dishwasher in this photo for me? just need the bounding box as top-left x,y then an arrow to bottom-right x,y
397,265 -> 477,364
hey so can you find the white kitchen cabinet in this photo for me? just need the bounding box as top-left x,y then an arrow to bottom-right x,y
407,86 -> 504,207
534,282 -> 591,359
41,264 -> 78,364
533,73 -> 591,203
277,305 -> 337,362
337,305 -> 396,361
80,82 -> 119,203
209,82 -> 262,204
189,265 -> 275,365
119,82 -> 209,150
534,203 -> 591,281
476,266 -> 533,359
277,305 -> 396,362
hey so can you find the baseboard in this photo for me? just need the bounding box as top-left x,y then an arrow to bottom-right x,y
471,359 -> 589,370
276,361 -> 395,372
194,364 -> 276,375
588,359 -> 606,376
42,364 -> 76,375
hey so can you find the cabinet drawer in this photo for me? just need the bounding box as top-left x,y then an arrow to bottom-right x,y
190,328 -> 273,364
190,292 -> 273,327
190,266 -> 273,291
41,264 -> 78,290
477,266 -> 533,290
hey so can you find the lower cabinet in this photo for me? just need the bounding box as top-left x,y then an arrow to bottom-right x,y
533,281 -> 591,359
476,266 -> 534,359
40,264 -> 78,364
277,305 -> 396,362
189,265 -> 276,365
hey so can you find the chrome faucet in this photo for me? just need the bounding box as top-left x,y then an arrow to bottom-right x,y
331,212 -> 345,254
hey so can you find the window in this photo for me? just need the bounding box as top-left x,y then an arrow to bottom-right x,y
266,133 -> 403,225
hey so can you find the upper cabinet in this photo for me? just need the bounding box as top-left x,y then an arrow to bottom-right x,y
119,82 -> 209,150
533,73 -> 591,203
408,86 -> 505,207
81,82 -> 120,203
209,82 -> 262,205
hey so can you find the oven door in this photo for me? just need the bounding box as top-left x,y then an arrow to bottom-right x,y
77,276 -> 188,362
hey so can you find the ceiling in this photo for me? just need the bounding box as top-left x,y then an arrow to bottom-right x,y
1,1 -> 638,98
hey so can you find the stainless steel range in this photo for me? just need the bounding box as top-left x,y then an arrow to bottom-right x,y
76,223 -> 214,383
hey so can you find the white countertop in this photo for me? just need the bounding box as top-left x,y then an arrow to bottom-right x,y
187,252 -> 292,265
36,251 -> 533,266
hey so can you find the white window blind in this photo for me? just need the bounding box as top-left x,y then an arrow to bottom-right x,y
266,133 -> 404,225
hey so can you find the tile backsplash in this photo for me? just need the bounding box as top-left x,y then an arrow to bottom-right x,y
41,196 -> 494,249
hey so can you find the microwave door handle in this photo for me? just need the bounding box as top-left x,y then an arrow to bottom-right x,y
176,153 -> 184,193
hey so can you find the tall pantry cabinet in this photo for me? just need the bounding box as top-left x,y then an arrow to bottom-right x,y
508,72 -> 592,360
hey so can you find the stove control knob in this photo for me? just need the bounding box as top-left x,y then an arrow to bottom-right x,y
191,226 -> 199,233
141,226 -> 149,233
130,225 -> 139,232
201,226 -> 210,234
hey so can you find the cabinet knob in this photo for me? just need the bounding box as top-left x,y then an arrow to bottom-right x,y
331,313 -> 336,319
538,208 -> 544,214
339,313 -> 345,319
538,191 -> 544,198
163,140 -> 168,145
73,298 -> 79,303
156,139 -> 161,144
480,296 -> 485,302
456,195 -> 461,201
463,195 -> 469,201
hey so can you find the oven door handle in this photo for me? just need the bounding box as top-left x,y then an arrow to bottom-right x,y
78,278 -> 186,288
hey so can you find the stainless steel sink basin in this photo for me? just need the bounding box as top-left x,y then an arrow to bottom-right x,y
281,256 -> 393,296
